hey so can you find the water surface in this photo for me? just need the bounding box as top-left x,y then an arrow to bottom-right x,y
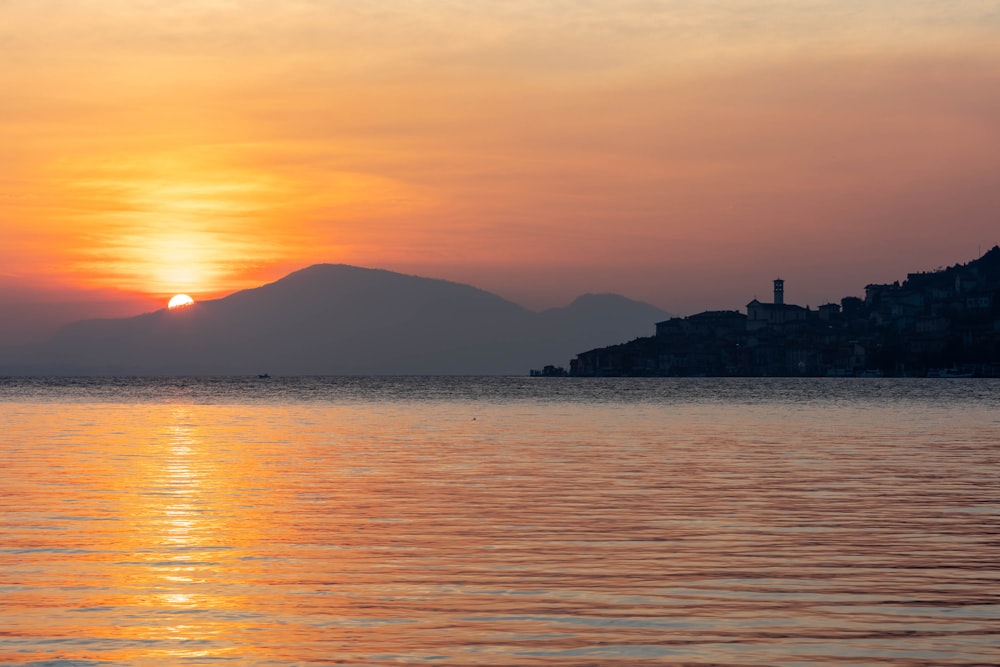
2,377 -> 998,665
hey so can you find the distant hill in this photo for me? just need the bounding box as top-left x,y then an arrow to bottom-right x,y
0,265 -> 670,375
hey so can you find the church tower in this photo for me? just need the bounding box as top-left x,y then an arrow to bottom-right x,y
773,279 -> 784,305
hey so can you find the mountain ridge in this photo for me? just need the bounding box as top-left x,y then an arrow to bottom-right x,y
1,264 -> 670,375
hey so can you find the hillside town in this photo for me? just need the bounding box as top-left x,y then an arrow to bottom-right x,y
554,247 -> 1000,378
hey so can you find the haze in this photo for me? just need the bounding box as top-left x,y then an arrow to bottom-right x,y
2,1 -> 999,345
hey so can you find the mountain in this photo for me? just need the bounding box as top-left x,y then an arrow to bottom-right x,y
537,293 -> 672,359
0,265 -> 670,375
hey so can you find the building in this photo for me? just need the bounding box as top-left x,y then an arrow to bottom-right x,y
746,279 -> 807,331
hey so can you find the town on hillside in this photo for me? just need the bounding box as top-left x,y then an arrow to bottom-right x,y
542,246 -> 1000,378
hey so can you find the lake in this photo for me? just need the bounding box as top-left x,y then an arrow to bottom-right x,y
1,377 -> 998,666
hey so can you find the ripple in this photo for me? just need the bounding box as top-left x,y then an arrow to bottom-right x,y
1,377 -> 998,665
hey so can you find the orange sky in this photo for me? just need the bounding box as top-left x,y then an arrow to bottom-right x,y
2,1 -> 999,340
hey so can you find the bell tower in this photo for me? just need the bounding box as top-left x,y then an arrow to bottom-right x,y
773,278 -> 784,305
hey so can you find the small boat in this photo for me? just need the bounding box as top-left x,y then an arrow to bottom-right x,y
927,368 -> 973,378
258,373 -> 271,379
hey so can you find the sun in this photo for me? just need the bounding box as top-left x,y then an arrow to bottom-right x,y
168,294 -> 195,310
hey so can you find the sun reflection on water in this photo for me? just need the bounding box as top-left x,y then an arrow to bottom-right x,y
111,406 -> 267,661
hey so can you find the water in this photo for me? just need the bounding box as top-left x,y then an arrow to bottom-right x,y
1,377 -> 998,666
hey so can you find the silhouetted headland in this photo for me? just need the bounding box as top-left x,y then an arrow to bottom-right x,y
562,246 -> 1000,378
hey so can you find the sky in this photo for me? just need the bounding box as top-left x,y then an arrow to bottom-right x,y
2,1 -> 999,344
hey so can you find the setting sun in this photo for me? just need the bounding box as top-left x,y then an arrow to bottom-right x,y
168,294 -> 195,310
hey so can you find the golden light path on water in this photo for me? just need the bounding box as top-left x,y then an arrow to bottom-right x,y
0,377 -> 998,665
